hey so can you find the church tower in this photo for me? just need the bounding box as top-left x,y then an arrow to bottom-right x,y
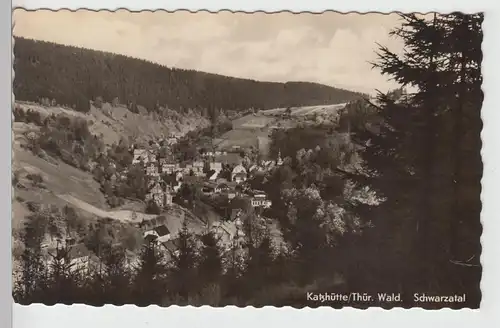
277,149 -> 283,166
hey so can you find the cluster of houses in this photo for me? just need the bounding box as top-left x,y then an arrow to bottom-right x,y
124,137 -> 287,255
41,236 -> 104,273
131,142 -> 284,211
140,208 -> 247,254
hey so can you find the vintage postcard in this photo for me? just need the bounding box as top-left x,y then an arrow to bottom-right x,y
11,9 -> 483,309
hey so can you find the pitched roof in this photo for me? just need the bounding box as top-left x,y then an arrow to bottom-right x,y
153,224 -> 170,236
144,234 -> 158,243
232,164 -> 247,174
209,171 -> 219,180
162,238 -> 181,252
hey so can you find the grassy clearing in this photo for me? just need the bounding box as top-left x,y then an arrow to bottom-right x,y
13,147 -> 107,208
261,103 -> 347,117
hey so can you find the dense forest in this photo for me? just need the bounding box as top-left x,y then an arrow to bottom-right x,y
13,37 -> 363,114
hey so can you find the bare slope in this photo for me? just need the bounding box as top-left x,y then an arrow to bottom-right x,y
261,103 -> 347,117
16,101 -> 210,145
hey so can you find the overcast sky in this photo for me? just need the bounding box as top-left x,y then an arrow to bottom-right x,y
13,9 -> 405,94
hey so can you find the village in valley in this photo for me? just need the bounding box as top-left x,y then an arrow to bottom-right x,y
12,10 -> 483,309
130,130 -> 281,255
15,95 -> 351,276
18,103 -> 306,273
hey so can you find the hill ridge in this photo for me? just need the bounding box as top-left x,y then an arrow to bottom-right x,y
13,36 -> 364,114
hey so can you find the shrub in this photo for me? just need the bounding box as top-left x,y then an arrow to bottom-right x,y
13,106 -> 26,122
145,200 -> 161,215
108,196 -> 123,208
26,173 -> 44,187
26,201 -> 40,212
128,102 -> 139,113
94,96 -> 103,109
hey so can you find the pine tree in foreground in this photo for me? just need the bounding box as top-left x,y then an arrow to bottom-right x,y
166,222 -> 198,303
45,243 -> 80,304
14,215 -> 49,304
132,241 -> 167,306
353,12 -> 483,307
100,245 -> 131,305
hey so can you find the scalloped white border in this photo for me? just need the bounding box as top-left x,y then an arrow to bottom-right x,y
6,0 -> 500,327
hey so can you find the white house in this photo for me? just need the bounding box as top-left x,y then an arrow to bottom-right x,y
143,224 -> 171,244
192,161 -> 205,176
233,172 -> 247,184
250,190 -> 272,208
231,164 -> 247,183
162,162 -> 179,175
167,137 -> 178,145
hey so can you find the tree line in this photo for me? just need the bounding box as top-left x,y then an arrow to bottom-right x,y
13,37 -> 363,114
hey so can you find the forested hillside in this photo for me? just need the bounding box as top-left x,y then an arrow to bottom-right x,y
13,37 -> 363,114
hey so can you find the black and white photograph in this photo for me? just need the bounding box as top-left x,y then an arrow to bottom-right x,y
11,9 -> 483,308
